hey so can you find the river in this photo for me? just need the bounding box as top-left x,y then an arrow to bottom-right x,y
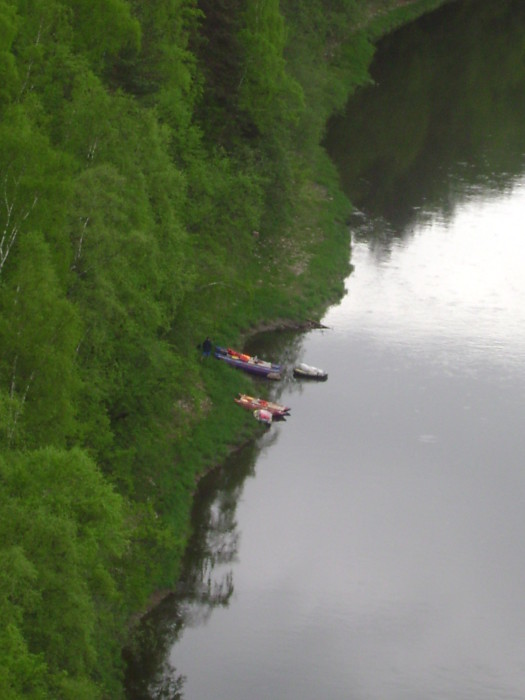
125,1 -> 525,698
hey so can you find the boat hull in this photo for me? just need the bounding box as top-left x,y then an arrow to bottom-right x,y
234,394 -> 290,418
215,346 -> 282,379
293,363 -> 328,381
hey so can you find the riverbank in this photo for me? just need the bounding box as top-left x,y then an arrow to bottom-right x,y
132,0 -> 452,616
0,2 -> 456,697
127,0 -> 525,689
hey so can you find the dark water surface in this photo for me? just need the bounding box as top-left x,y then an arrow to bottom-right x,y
125,2 -> 525,698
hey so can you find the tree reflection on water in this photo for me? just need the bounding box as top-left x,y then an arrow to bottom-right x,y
325,0 -> 525,237
124,331 -> 305,698
123,440 -> 263,699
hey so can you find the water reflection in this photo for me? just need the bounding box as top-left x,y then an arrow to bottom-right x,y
324,0 -> 525,235
337,179 -> 525,376
124,332 -> 317,698
124,442 -> 259,699
125,1 -> 525,697
245,329 -> 333,395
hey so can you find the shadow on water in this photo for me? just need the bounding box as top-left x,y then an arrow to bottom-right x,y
324,0 -> 525,245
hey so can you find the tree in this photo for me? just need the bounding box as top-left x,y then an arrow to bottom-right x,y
0,107 -> 66,278
0,0 -> 19,108
0,446 -> 128,697
0,229 -> 80,449
238,0 -> 303,137
68,0 -> 141,74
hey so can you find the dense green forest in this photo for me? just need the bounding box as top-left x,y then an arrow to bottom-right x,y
0,0 -> 448,696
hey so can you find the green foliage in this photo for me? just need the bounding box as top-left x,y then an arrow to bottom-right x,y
0,447 -> 128,698
114,0 -> 201,104
237,0 -> 304,137
0,624 -> 48,700
0,230 -> 80,448
366,0 -> 448,40
280,0 -> 375,151
0,0 -> 452,695
0,104 -> 72,279
68,0 -> 141,72
0,1 -> 19,107
65,100 -> 193,488
193,0 -> 246,144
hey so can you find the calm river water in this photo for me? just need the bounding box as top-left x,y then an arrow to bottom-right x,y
126,1 -> 525,698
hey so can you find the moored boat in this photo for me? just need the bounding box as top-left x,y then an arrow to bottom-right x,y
214,346 -> 282,379
293,362 -> 328,381
234,393 -> 290,419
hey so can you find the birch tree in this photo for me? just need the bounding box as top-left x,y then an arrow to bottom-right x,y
0,106 -> 71,278
0,229 -> 80,448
